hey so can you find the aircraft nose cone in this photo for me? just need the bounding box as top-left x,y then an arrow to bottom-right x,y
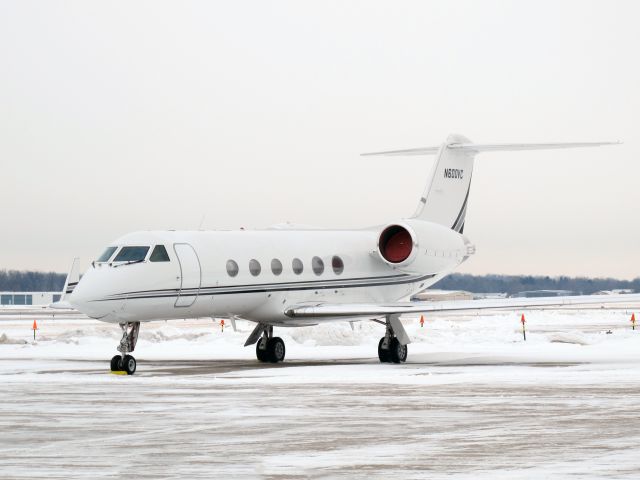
68,271 -> 111,319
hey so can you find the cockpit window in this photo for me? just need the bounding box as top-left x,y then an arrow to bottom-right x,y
113,246 -> 150,262
97,247 -> 117,262
150,245 -> 170,262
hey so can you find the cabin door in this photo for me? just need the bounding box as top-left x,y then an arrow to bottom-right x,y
174,243 -> 201,307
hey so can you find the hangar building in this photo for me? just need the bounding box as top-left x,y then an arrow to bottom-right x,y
0,292 -> 61,306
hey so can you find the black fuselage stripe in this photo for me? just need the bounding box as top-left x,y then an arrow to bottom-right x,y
451,172 -> 473,232
453,203 -> 468,233
93,274 -> 436,302
102,274 -> 413,299
451,188 -> 470,231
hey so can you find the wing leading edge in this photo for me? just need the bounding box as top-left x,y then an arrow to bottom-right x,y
285,294 -> 640,318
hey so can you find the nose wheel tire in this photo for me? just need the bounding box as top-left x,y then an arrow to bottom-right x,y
123,355 -> 137,375
267,337 -> 286,363
110,355 -> 122,371
110,354 -> 137,374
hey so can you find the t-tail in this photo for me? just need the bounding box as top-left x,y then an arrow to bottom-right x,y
363,134 -> 620,234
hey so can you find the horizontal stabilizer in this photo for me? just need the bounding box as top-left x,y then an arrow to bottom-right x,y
362,146 -> 441,156
362,141 -> 620,156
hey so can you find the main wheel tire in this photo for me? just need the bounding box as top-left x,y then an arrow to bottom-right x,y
110,355 -> 123,371
256,341 -> 269,362
267,337 -> 286,363
389,337 -> 408,364
378,337 -> 391,363
123,354 -> 137,375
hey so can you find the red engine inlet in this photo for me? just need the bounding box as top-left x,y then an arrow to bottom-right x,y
379,225 -> 413,263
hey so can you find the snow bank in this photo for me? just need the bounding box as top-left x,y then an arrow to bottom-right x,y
0,333 -> 27,345
0,309 -> 637,365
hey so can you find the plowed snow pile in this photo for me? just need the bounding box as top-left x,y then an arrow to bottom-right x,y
0,309 -> 637,364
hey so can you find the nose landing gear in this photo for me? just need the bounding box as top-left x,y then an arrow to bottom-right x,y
110,322 -> 140,375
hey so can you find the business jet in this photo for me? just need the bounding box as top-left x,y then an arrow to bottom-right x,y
55,134 -> 639,374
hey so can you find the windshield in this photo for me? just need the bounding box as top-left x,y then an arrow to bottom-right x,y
150,245 -> 170,262
113,246 -> 150,263
97,246 -> 117,262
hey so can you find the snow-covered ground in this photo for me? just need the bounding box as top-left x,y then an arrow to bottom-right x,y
1,310 -> 639,479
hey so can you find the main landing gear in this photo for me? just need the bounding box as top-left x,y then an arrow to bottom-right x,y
377,314 -> 409,364
245,323 -> 286,363
110,322 -> 140,375
256,326 -> 286,363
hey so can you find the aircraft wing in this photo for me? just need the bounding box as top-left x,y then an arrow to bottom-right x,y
285,294 -> 640,318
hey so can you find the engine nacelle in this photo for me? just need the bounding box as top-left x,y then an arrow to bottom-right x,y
377,223 -> 418,268
376,219 -> 471,274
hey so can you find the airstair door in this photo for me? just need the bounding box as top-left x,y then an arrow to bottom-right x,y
174,243 -> 201,308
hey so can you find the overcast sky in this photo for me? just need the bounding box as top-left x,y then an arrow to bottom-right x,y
1,0 -> 638,279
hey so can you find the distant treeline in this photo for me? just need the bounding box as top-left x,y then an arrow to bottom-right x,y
435,273 -> 640,295
0,269 -> 638,295
0,270 -> 66,292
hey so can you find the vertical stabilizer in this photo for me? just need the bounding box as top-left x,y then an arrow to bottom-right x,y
412,134 -> 475,232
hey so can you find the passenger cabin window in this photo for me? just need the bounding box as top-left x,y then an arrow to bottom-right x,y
249,259 -> 261,276
150,245 -> 170,262
226,260 -> 239,277
113,246 -> 149,263
292,258 -> 303,275
271,258 -> 283,275
97,246 -> 117,262
312,256 -> 324,275
332,256 -> 344,275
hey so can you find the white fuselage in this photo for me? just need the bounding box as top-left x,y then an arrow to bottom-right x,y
69,219 -> 471,326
